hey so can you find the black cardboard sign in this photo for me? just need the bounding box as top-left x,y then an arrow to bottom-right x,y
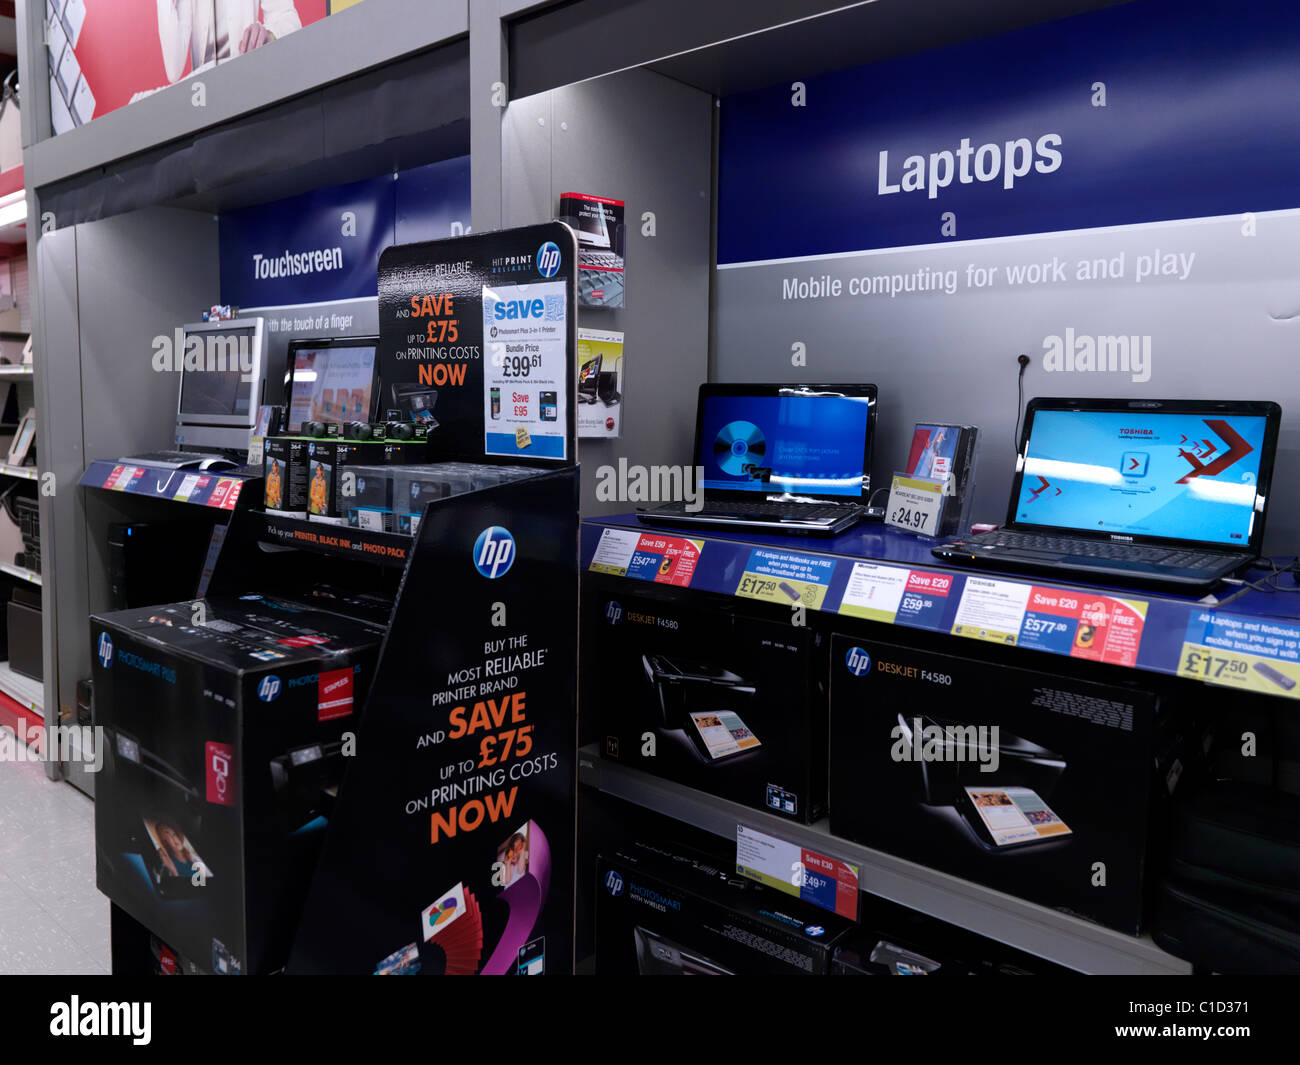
289,468 -> 579,974
377,222 -> 578,467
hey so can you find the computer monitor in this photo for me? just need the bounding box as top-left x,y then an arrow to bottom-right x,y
1008,398 -> 1281,552
694,383 -> 878,500
284,337 -> 380,432
173,318 -> 267,452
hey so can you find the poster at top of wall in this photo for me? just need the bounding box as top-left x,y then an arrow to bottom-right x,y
717,0 -> 1300,264
46,0 -> 356,135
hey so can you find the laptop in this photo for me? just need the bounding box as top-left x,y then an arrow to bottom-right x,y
931,398 -> 1282,591
578,354 -> 602,403
638,383 -> 877,535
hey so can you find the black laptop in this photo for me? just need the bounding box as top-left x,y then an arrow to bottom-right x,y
638,383 -> 877,535
931,398 -> 1282,592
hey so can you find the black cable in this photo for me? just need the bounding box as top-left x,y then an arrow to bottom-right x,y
1013,354 -> 1029,453
1212,556 -> 1300,607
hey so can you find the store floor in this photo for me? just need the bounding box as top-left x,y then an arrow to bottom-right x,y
0,757 -> 110,974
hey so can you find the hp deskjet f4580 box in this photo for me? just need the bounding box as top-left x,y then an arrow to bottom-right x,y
588,583 -> 826,823
596,841 -> 852,975
828,636 -> 1184,934
91,596 -> 383,974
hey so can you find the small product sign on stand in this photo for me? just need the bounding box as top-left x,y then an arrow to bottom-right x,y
884,473 -> 946,538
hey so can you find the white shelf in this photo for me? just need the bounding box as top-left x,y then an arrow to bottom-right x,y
0,660 -> 43,717
579,747 -> 1192,976
0,561 -> 41,585
0,365 -> 33,376
0,462 -> 37,479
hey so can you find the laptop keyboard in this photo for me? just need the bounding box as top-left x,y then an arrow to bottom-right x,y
973,531 -> 1230,568
581,252 -> 624,269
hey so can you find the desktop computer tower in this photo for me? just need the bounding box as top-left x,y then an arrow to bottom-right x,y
108,522 -> 215,610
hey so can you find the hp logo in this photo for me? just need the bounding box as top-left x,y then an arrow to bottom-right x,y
605,601 -> 622,625
536,241 -> 561,278
97,633 -> 114,668
474,526 -> 516,579
257,675 -> 282,702
605,870 -> 624,896
845,646 -> 872,676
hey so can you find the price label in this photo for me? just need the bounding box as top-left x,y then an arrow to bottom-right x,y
735,824 -> 858,920
1178,612 -> 1300,698
734,549 -> 835,610
884,474 -> 945,538
1177,642 -> 1300,697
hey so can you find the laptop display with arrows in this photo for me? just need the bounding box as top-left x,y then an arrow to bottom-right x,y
932,398 -> 1281,592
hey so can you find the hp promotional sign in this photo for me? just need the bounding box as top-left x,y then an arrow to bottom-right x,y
474,526 -> 517,579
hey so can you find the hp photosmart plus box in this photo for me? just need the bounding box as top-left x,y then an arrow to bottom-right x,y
91,596 -> 383,974
596,840 -> 853,975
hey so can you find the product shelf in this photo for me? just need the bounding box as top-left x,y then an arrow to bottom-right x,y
0,561 -> 41,586
252,511 -> 412,569
79,460 -> 256,511
583,516 -> 1300,704
579,747 -> 1192,976
0,660 -> 43,716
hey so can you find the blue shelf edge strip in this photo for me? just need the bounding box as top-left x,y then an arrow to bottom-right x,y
581,517 -> 1300,700
80,460 -> 256,510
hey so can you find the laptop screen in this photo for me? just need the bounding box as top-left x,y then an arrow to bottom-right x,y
1015,408 -> 1270,546
698,388 -> 875,498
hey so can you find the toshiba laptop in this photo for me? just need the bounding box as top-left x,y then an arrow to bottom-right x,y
638,383 -> 877,535
932,398 -> 1282,591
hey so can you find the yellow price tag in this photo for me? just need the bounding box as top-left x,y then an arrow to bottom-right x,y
735,572 -> 828,610
1177,642 -> 1300,698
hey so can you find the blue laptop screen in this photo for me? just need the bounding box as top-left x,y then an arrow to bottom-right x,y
699,393 -> 872,497
1016,410 -> 1268,545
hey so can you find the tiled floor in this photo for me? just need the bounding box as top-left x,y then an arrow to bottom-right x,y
0,756 -> 110,974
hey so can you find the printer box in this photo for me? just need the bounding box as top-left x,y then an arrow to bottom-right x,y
306,440 -> 344,524
828,635 -> 1174,934
596,841 -> 852,975
91,596 -> 384,974
589,584 -> 826,823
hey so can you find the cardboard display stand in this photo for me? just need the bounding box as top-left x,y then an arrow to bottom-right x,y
93,224 -> 582,975
289,223 -> 581,974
